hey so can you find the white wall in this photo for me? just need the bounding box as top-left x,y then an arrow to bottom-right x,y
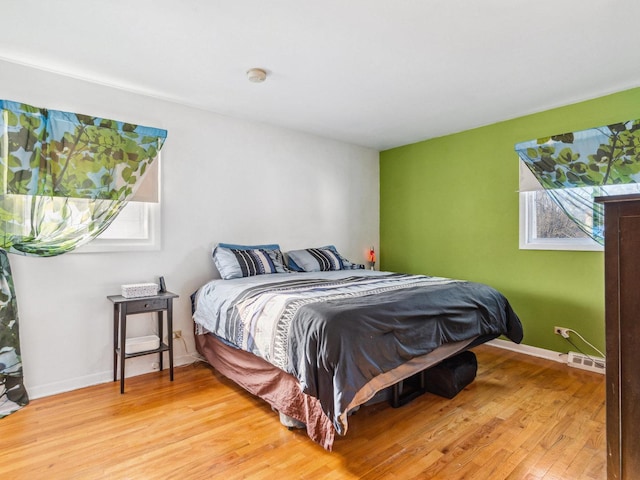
0,60 -> 379,398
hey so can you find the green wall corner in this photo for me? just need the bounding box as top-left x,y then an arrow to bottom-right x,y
380,87 -> 640,355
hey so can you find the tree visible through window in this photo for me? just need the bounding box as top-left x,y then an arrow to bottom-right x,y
519,191 -> 601,251
533,191 -> 589,239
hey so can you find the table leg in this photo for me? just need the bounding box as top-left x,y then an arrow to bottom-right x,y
120,304 -> 127,394
158,311 -> 164,372
167,302 -> 174,381
113,304 -> 119,383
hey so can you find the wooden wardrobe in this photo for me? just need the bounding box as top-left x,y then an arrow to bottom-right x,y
596,194 -> 640,479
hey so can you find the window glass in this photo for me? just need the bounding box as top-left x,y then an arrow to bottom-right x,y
519,191 -> 601,251
74,201 -> 160,253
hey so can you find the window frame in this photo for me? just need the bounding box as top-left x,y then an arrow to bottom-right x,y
74,200 -> 161,253
518,191 -> 603,252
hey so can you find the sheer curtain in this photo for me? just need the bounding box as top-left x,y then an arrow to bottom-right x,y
515,121 -> 640,245
0,100 -> 166,417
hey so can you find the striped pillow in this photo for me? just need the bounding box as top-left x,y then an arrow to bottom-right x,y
286,247 -> 345,272
213,244 -> 288,279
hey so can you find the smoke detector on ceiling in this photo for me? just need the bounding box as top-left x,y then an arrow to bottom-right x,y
247,68 -> 267,83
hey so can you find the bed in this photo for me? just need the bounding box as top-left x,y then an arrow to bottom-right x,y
192,244 -> 523,450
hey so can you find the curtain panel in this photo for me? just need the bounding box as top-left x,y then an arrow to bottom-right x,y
515,120 -> 640,244
0,100 -> 166,418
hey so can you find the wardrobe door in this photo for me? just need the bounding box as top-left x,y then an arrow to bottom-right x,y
599,195 -> 640,480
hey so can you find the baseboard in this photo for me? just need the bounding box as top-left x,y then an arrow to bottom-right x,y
27,343 -> 570,400
485,338 -> 566,363
27,371 -> 113,400
27,354 -> 196,400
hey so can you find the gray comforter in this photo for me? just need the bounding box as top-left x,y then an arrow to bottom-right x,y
193,271 -> 523,435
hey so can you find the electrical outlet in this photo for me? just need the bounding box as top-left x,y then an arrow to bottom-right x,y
173,330 -> 182,339
554,326 -> 571,338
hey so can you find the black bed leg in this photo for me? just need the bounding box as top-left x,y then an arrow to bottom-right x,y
391,383 -> 401,408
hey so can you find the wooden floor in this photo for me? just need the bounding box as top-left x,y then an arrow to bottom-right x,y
1,345 -> 605,480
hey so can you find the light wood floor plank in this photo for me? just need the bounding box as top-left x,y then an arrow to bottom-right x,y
0,345 -> 605,479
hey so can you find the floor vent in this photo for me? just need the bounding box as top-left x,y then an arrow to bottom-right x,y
567,351 -> 605,374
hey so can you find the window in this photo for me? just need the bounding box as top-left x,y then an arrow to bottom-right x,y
520,183 -> 640,251
519,191 -> 602,251
75,156 -> 161,253
516,119 -> 640,250
74,201 -> 160,253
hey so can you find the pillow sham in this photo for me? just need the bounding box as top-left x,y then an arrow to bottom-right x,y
324,245 -> 364,270
213,243 -> 288,279
286,245 -> 351,272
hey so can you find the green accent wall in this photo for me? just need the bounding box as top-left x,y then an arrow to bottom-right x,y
380,87 -> 640,355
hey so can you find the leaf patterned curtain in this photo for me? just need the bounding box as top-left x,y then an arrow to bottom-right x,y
0,100 -> 167,417
515,120 -> 640,245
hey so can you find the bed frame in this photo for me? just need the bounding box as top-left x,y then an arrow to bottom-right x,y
195,329 -> 497,450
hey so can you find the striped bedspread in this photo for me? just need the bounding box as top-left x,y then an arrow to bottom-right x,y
193,270 -> 523,434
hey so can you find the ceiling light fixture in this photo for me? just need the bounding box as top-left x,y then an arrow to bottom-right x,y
247,68 -> 267,83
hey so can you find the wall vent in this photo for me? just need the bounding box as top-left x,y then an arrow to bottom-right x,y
567,351 -> 605,374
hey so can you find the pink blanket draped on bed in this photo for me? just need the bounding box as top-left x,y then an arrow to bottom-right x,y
195,333 -> 336,450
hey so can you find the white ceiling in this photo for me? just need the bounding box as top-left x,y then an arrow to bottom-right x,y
2,0 -> 640,151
